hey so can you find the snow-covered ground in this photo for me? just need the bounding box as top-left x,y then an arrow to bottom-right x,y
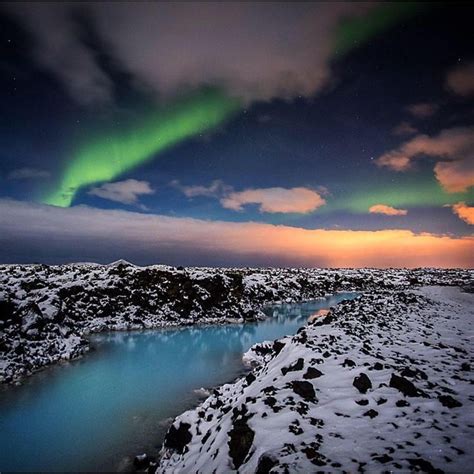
0,264 -> 471,384
157,286 -> 474,473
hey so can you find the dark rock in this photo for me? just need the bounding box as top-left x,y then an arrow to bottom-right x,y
228,408 -> 255,469
289,380 -> 316,402
343,358 -> 356,368
353,373 -> 372,394
373,454 -> 393,463
401,367 -> 428,380
355,399 -> 369,406
133,453 -> 149,469
363,409 -> 378,419
389,374 -> 426,397
273,341 -> 285,355
0,299 -> 18,322
438,395 -> 462,408
303,367 -> 323,379
245,373 -> 256,385
256,454 -> 278,473
396,399 -> 410,407
264,397 -> 277,408
309,417 -> 324,427
302,447 -> 327,466
408,458 -> 443,473
164,422 -> 192,454
281,358 -> 304,375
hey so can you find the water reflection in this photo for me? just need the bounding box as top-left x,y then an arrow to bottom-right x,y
0,292 -> 358,472
308,308 -> 330,322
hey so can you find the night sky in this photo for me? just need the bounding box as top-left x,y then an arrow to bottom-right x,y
0,2 -> 473,267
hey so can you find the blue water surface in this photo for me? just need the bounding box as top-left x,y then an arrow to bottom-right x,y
0,292 -> 357,472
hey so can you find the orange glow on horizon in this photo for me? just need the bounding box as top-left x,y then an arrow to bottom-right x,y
1,200 -> 473,268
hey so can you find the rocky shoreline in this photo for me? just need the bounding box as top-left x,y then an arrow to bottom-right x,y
0,264 -> 471,385
1,264 -> 473,472
156,285 -> 474,473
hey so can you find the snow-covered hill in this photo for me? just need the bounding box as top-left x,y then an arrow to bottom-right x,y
157,286 -> 474,473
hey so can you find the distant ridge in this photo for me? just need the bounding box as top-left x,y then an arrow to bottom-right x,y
107,259 -> 136,267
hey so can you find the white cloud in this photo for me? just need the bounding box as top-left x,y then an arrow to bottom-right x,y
88,179 -> 154,205
446,62 -> 474,97
173,180 -> 327,214
5,3 -> 373,105
376,126 -> 474,193
170,180 -> 231,198
7,167 -> 51,180
0,199 -> 472,268
221,187 -> 326,213
369,204 -> 407,216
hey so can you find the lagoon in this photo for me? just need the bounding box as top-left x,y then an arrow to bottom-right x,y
0,292 -> 358,472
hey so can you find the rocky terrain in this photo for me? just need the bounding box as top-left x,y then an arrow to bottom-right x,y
0,264 -> 471,384
156,285 -> 474,473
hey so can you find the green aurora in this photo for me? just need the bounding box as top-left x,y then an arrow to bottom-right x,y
44,90 -> 240,207
44,3 -> 431,209
333,2 -> 428,56
328,178 -> 474,214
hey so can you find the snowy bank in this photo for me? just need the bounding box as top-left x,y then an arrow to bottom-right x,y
0,264 -> 471,384
157,286 -> 474,473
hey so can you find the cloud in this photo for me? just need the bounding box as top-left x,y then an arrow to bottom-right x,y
7,167 -> 50,180
434,160 -> 474,194
406,102 -> 438,119
450,202 -> 474,225
170,179 -> 231,198
88,179 -> 154,205
0,199 -> 472,268
392,121 -> 418,136
220,187 -> 326,213
446,62 -> 474,97
173,181 -> 327,214
376,126 -> 474,193
4,3 -> 376,105
6,4 -> 113,105
369,204 -> 408,216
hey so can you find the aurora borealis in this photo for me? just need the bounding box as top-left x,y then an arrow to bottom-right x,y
0,2 -> 473,267
44,90 -> 240,207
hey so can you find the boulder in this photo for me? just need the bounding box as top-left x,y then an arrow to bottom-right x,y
353,373 -> 372,394
164,422 -> 192,454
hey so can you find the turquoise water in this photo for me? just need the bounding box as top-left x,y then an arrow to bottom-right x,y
0,293 -> 357,472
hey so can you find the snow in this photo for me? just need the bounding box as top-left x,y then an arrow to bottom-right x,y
157,286 -> 474,473
0,264 -> 471,385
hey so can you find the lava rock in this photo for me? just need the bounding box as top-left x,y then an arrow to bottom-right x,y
438,395 -> 462,408
164,422 -> 192,454
303,367 -> 323,379
281,358 -> 304,375
256,454 -> 278,473
289,380 -> 316,402
228,410 -> 255,469
389,374 -> 426,397
353,373 -> 372,394
133,453 -> 149,469
363,409 -> 378,419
